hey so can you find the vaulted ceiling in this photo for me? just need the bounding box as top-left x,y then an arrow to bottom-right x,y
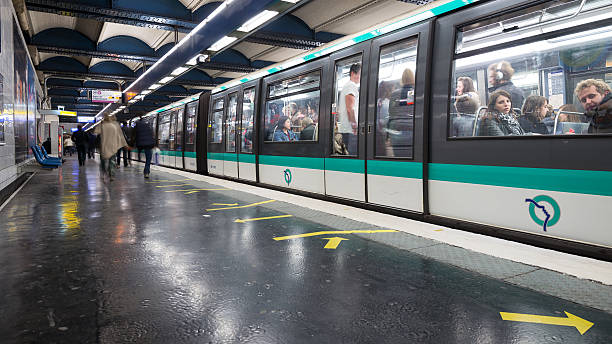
15,0 -> 428,118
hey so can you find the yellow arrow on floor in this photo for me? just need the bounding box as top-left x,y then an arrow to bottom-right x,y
213,203 -> 238,206
235,214 -> 293,223
322,237 -> 349,249
155,184 -> 193,188
500,311 -> 594,335
207,199 -> 276,211
274,229 -> 398,241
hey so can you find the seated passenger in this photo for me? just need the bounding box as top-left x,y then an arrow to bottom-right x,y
387,68 -> 415,157
487,61 -> 525,109
273,116 -> 299,142
519,95 -> 550,134
574,79 -> 612,133
557,104 -> 582,123
478,90 -> 524,136
452,95 -> 479,137
456,76 -> 480,108
299,117 -> 316,141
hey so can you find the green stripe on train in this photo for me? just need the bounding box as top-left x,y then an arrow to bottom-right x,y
259,155 -> 324,170
429,163 -> 612,197
184,151 -> 196,158
239,154 -> 256,164
325,158 -> 364,173
368,160 -> 423,179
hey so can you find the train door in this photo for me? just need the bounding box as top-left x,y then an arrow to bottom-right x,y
158,111 -> 171,166
207,95 -> 225,176
364,23 -> 430,212
324,44 -> 370,201
175,106 -> 185,169
224,92 -> 239,178
237,84 -> 258,181
184,101 -> 198,171
167,109 -> 177,167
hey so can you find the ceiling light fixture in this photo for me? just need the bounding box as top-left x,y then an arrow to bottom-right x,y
208,36 -> 237,51
237,10 -> 279,32
171,66 -> 188,76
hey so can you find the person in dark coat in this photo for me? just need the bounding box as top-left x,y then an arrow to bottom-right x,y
487,61 -> 525,110
574,78 -> 612,134
71,124 -> 88,166
42,137 -> 52,155
131,119 -> 155,178
519,95 -> 550,135
87,131 -> 96,159
116,121 -> 131,167
299,117 -> 316,141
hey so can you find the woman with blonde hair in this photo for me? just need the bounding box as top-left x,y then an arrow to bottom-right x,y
95,114 -> 128,181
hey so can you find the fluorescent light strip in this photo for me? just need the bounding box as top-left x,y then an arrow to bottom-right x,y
208,36 -> 237,51
149,83 -> 162,90
171,66 -> 188,76
141,90 -> 151,95
123,0 -> 237,93
238,10 -> 278,32
159,76 -> 173,84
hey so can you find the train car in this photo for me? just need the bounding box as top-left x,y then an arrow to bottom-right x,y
131,0 -> 612,260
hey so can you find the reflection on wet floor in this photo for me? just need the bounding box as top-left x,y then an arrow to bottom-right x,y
0,157 -> 611,343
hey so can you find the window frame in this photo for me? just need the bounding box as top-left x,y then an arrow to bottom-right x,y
209,96 -> 225,145
446,2 -> 612,141
263,68 -> 323,145
240,86 -> 257,154
225,91 -> 239,153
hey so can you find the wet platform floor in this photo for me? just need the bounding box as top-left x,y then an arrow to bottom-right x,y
0,157 -> 611,343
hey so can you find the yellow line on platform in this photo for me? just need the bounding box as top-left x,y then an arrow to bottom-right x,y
146,179 -> 192,183
235,214 -> 293,223
213,203 -> 238,206
273,229 -> 398,241
206,199 -> 276,211
155,184 -> 193,188
164,188 -> 229,193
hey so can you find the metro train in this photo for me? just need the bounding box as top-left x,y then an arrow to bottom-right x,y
128,0 -> 612,260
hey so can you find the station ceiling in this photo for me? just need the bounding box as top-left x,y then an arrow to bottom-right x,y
14,0 -> 431,118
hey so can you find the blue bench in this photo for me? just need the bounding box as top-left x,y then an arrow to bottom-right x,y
40,145 -> 62,163
31,145 -> 61,168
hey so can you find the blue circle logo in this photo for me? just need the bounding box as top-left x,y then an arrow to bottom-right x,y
525,195 -> 561,232
283,169 -> 292,186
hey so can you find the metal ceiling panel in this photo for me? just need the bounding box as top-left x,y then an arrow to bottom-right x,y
29,10 -> 76,34
251,47 -> 304,64
98,22 -> 169,49
292,0 -> 374,30
88,58 -> 139,71
319,1 -> 418,35
231,41 -> 275,60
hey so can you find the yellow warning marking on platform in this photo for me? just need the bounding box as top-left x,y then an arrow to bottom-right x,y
273,229 -> 398,241
146,179 -> 192,183
434,229 -> 444,232
164,188 -> 229,193
235,214 -> 293,223
213,203 -> 238,206
155,184 -> 193,188
500,311 -> 593,335
322,237 -> 348,249
207,199 -> 276,211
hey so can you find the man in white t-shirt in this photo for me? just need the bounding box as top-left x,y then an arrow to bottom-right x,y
337,63 -> 361,155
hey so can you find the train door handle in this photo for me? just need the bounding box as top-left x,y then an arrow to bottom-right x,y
360,125 -> 366,135
367,124 -> 372,134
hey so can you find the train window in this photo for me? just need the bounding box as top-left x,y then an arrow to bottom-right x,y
210,98 -> 223,144
450,0 -> 612,138
169,111 -> 176,150
332,55 -> 362,156
159,113 -> 171,147
241,87 -> 256,153
264,71 -> 320,142
176,108 -> 184,151
375,39 -> 417,158
226,93 -> 238,152
185,103 -> 197,145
